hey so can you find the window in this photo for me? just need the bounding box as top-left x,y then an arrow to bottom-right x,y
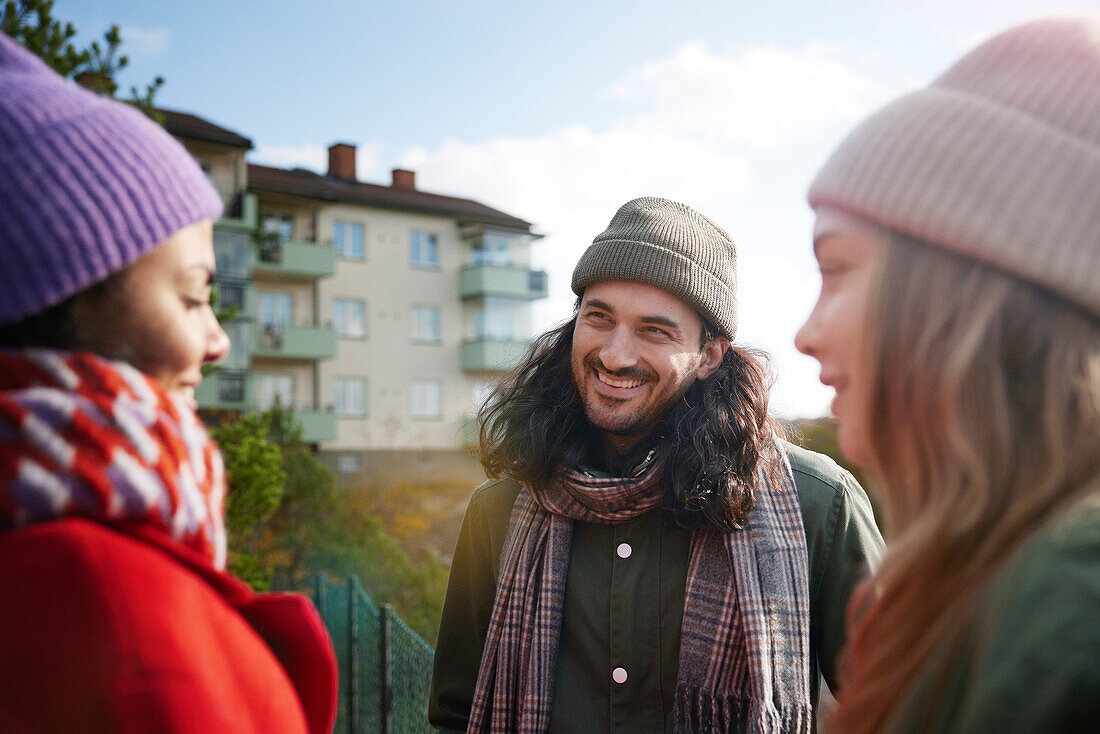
411,379 -> 442,419
471,296 -> 524,342
258,292 -> 293,327
213,229 -> 252,281
471,231 -> 513,266
218,371 -> 246,402
410,231 -> 439,267
262,214 -> 293,240
258,292 -> 293,348
334,378 -> 367,417
472,381 -> 496,411
218,282 -> 246,311
333,220 -> 365,260
474,308 -> 514,341
221,322 -> 250,370
410,306 -> 441,343
254,374 -> 294,411
337,453 -> 362,474
333,298 -> 366,338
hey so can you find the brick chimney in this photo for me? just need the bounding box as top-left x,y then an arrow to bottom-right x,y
391,168 -> 416,190
328,143 -> 357,180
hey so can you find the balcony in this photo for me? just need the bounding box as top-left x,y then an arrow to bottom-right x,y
459,265 -> 548,300
252,237 -> 336,279
194,370 -> 251,411
461,338 -> 529,372
459,415 -> 479,446
251,323 -> 337,360
194,372 -> 336,444
294,410 -> 337,443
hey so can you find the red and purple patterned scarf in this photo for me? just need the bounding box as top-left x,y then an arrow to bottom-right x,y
0,349 -> 227,569
468,440 -> 813,734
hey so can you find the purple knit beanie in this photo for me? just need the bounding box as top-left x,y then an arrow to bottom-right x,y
809,15 -> 1100,317
0,32 -> 223,326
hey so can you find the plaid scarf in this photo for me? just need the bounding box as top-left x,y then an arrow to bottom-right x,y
0,349 -> 227,570
468,440 -> 812,734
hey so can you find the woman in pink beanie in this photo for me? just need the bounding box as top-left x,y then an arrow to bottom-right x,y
796,15 -> 1100,733
0,33 -> 335,733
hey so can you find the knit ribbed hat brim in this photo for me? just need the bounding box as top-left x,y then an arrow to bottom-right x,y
809,16 -> 1100,317
0,34 -> 223,326
572,197 -> 739,339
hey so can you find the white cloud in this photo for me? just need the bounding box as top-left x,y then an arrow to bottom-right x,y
621,41 -> 882,148
119,26 -> 170,59
394,41 -> 884,417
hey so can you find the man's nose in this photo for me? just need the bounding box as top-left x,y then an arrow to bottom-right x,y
599,326 -> 638,372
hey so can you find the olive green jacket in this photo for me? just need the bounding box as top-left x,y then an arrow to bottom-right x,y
888,506 -> 1100,733
429,443 -> 884,733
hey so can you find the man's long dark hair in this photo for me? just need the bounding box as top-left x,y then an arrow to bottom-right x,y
477,316 -> 784,531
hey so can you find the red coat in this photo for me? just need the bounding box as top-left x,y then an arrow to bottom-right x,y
0,518 -> 337,733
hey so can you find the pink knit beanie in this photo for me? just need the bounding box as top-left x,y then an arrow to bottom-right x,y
0,33 -> 223,326
809,16 -> 1100,317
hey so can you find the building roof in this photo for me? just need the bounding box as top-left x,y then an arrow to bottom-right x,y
247,164 -> 533,231
161,109 -> 253,149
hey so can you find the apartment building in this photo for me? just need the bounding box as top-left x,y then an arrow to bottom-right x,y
166,111 -> 546,489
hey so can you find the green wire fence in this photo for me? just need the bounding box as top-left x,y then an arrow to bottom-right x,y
313,575 -> 435,733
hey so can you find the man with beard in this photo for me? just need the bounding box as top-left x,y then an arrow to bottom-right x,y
429,197 -> 883,734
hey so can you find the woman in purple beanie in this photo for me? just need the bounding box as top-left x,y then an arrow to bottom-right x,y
0,33 -> 336,733
796,15 -> 1100,734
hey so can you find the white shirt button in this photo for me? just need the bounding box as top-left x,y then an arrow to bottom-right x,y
616,542 -> 632,559
612,667 -> 628,684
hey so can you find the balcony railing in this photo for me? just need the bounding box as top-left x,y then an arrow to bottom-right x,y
195,372 -> 336,443
459,264 -> 549,300
251,236 -> 336,279
251,322 -> 337,360
460,338 -> 529,372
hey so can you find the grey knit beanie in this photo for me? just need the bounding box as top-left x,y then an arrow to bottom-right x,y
809,15 -> 1100,317
0,32 -> 223,326
572,197 -> 739,339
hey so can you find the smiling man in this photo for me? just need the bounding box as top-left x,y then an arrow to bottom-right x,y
429,197 -> 883,734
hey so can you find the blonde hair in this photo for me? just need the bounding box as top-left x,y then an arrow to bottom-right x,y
830,233 -> 1100,733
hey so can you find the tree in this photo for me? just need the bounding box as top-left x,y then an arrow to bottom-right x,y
210,411 -> 286,589
213,405 -> 449,644
1,0 -> 164,118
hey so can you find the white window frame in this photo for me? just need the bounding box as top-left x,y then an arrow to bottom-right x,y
410,305 -> 441,344
410,231 -> 439,267
410,379 -> 442,419
334,377 -> 368,417
336,453 -> 362,474
258,291 -> 293,327
254,373 -> 295,411
333,298 -> 366,338
333,220 -> 365,260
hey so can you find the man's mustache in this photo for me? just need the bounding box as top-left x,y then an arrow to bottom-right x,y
583,355 -> 655,382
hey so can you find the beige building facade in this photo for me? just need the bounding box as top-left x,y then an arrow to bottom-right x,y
168,111 -> 545,490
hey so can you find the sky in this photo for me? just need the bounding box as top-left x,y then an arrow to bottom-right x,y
61,0 -> 1098,417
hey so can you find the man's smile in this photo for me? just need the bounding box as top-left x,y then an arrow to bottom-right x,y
594,370 -> 646,390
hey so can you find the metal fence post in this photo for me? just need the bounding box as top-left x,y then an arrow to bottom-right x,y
348,577 -> 359,733
380,603 -> 394,734
313,573 -> 327,618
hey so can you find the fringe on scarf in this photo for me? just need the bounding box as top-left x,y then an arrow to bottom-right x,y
674,684 -> 813,734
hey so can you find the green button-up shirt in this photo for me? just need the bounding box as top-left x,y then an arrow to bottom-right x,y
429,443 -> 883,733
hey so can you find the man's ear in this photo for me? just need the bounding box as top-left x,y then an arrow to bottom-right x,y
696,337 -> 730,380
